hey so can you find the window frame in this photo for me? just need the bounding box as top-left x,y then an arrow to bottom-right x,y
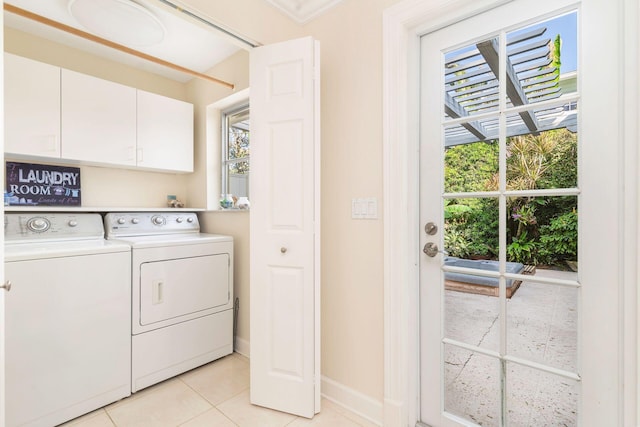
221,103 -> 250,199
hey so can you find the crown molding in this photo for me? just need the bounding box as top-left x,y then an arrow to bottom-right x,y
264,0 -> 343,24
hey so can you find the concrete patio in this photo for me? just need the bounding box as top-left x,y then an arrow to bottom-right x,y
443,269 -> 578,426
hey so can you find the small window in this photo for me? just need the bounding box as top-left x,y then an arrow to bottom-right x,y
221,104 -> 250,201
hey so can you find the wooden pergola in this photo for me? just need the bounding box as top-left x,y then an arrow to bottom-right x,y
444,27 -> 577,147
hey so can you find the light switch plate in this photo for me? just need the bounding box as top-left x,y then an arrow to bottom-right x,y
352,197 -> 378,219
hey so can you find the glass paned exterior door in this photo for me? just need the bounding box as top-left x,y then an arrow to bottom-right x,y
418,5 -> 593,425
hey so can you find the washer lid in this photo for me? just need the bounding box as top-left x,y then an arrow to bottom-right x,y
107,232 -> 232,249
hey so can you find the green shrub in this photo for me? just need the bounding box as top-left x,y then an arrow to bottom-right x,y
466,199 -> 499,257
444,224 -> 470,258
444,203 -> 471,257
444,142 -> 499,193
507,231 -> 538,264
538,211 -> 578,264
441,129 -> 577,268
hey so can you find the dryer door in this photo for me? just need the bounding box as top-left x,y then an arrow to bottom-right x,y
139,253 -> 230,327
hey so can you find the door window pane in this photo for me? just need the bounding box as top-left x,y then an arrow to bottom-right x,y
505,109 -> 578,191
506,12 -> 578,109
444,197 -> 499,259
444,344 -> 500,426
445,275 -> 500,351
507,278 -> 578,372
507,362 -> 579,426
506,196 -> 578,267
445,37 -> 501,120
444,139 -> 499,193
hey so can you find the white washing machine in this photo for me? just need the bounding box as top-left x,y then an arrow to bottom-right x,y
4,213 -> 131,427
104,212 -> 234,392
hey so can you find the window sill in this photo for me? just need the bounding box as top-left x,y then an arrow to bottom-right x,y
210,207 -> 250,213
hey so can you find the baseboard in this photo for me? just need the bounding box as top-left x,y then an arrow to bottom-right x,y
230,344 -> 382,425
321,376 -> 383,426
234,336 -> 250,358
384,398 -> 406,427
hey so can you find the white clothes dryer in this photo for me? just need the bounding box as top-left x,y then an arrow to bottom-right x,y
104,212 -> 234,392
4,213 -> 131,427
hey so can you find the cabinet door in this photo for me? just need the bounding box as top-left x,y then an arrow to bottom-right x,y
4,53 -> 61,157
137,90 -> 194,172
61,69 -> 136,166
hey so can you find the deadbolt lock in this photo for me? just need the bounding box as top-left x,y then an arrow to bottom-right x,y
424,222 -> 438,235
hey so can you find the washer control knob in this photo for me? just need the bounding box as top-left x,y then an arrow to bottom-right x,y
187,217 -> 194,223
117,218 -> 126,225
152,215 -> 166,226
68,220 -> 78,227
176,217 -> 184,223
27,217 -> 50,232
131,218 -> 140,224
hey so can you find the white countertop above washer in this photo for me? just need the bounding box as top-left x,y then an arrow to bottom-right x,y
5,206 -> 204,213
5,239 -> 131,261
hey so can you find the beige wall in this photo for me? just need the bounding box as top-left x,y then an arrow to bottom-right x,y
198,210 -> 251,348
186,50 -> 250,209
4,27 -> 192,208
305,0 -> 399,401
187,50 -> 252,348
4,28 -> 188,100
184,0 -> 401,404
178,0 -> 305,351
4,25 -> 256,344
5,0 -> 406,408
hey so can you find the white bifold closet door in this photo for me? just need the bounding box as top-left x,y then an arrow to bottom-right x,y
249,36 -> 321,419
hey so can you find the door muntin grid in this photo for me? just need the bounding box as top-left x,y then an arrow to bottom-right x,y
434,11 -> 579,426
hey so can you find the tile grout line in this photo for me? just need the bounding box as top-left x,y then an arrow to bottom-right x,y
104,408 -> 118,427
176,375 -> 248,426
175,376 -> 237,426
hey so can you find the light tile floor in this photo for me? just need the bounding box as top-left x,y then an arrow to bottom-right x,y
60,353 -> 379,427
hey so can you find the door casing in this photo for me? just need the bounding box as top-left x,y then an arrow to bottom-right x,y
381,0 -> 639,426
1,11 -> 6,427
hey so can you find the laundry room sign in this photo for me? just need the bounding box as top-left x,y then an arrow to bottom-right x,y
5,162 -> 81,206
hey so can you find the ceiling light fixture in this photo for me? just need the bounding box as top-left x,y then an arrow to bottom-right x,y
68,0 -> 165,47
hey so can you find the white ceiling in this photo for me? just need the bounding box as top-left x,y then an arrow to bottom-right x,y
3,0 -> 343,83
3,0 -> 248,83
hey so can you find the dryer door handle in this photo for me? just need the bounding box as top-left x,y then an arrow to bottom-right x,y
152,280 -> 164,304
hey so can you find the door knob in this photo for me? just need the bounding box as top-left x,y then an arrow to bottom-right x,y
1,280 -> 12,291
423,242 -> 446,257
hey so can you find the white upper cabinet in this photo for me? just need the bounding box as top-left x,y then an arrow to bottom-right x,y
4,55 -> 194,173
137,90 -> 194,172
61,69 -> 137,167
4,53 -> 61,157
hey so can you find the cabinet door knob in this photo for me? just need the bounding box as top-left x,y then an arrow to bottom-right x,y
1,281 -> 12,292
280,247 -> 287,254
